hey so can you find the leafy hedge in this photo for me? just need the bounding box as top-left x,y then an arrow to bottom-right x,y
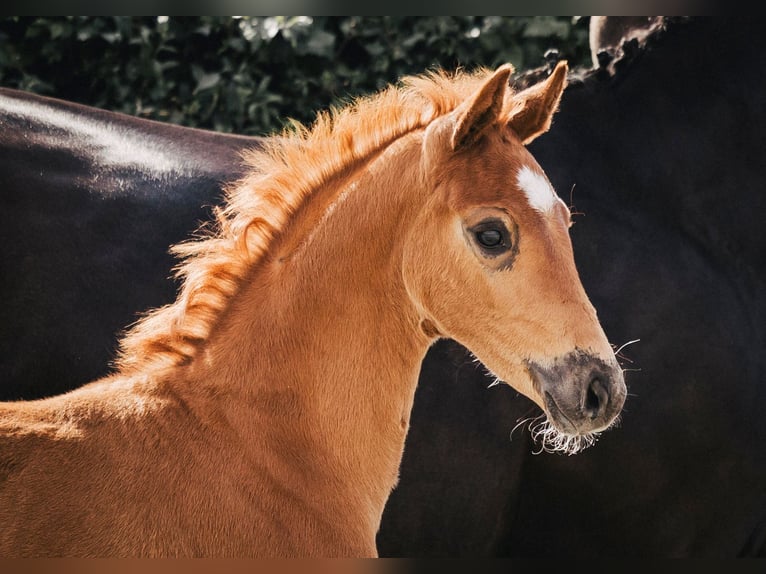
0,16 -> 591,136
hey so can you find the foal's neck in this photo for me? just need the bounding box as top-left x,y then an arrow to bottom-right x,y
179,135 -> 432,520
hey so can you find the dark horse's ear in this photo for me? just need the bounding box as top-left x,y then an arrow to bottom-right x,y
451,64 -> 514,151
507,60 -> 568,145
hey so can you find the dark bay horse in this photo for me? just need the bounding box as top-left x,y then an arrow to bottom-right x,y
3,16 -> 765,557
0,61 -> 626,556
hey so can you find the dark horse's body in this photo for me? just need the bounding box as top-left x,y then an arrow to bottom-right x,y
0,89 -> 260,399
2,17 -> 765,556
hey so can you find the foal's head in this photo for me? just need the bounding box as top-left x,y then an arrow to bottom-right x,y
403,62 -> 626,453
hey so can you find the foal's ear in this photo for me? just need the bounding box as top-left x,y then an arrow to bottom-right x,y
451,64 -> 514,151
507,60 -> 568,145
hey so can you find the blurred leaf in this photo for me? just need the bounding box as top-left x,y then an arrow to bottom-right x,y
195,72 -> 220,93
523,17 -> 570,39
302,30 -> 335,57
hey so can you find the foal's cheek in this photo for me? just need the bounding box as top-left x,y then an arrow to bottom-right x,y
405,238 -> 498,340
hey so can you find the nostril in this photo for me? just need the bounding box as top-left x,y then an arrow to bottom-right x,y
584,377 -> 609,419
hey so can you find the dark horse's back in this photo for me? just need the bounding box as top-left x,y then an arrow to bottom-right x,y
0,88 -> 261,399
2,17 -> 765,557
378,17 -> 766,557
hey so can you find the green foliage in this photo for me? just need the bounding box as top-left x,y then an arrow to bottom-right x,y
0,16 -> 591,136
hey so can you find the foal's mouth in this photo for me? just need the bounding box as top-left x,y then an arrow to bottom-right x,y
515,379 -> 616,456
542,391 -> 579,435
525,349 -> 627,436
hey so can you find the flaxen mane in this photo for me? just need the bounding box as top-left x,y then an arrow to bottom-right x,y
116,66 -> 514,375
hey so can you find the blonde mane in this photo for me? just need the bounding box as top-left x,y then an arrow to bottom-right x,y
115,66 -> 513,375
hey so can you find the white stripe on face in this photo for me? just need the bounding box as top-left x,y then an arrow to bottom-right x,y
517,165 -> 557,213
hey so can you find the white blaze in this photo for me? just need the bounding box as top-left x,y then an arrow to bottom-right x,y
517,165 -> 557,213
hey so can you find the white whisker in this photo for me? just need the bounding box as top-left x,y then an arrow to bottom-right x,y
509,414 -> 601,456
613,338 -> 640,356
510,414 -> 543,442
469,354 -> 504,388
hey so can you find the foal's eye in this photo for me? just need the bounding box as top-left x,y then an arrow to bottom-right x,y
471,220 -> 511,254
477,229 -> 503,248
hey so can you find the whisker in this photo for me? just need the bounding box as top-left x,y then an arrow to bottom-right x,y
510,414 -> 599,456
469,355 -> 504,388
486,375 -> 503,388
613,338 -> 640,356
509,415 -> 540,441
568,184 -> 586,218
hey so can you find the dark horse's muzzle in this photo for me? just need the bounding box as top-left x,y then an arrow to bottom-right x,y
527,349 -> 626,435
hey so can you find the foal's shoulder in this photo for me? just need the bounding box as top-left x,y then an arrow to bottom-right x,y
0,374 -> 163,437
0,374 -> 173,483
